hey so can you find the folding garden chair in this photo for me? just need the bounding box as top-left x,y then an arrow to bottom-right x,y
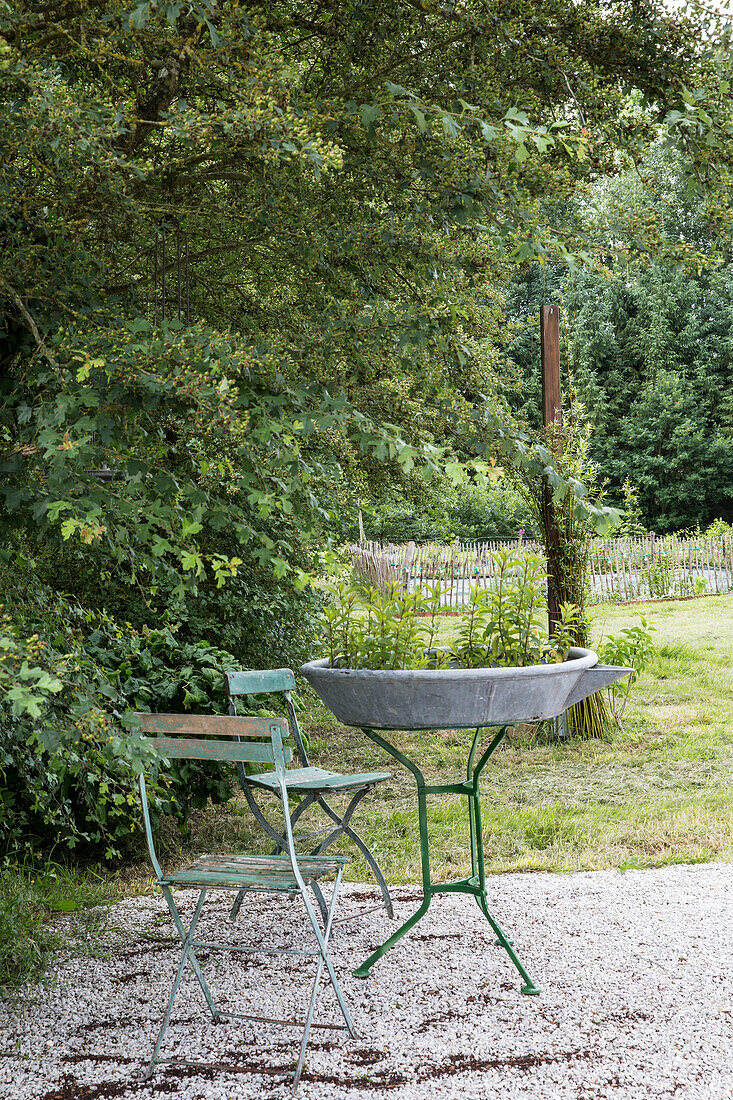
134,711 -> 356,1093
226,669 -> 393,927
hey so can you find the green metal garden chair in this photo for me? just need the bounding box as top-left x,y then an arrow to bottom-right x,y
225,669 -> 393,926
134,711 -> 357,1093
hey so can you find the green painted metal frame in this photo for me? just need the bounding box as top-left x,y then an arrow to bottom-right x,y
134,712 -> 357,1093
226,669 -> 394,925
352,724 -> 541,996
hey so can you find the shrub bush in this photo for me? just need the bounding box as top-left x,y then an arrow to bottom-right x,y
0,557 -> 241,861
352,480 -> 537,545
446,481 -> 537,540
25,528 -> 320,673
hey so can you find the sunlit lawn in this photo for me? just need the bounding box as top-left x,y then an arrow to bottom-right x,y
164,594 -> 733,886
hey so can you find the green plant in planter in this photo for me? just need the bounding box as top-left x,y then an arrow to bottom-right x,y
321,580 -> 446,670
320,549 -> 578,670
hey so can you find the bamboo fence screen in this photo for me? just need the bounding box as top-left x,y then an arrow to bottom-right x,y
349,535 -> 733,607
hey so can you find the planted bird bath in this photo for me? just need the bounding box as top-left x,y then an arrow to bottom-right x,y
301,649 -> 631,992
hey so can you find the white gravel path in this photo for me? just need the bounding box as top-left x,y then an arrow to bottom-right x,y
1,863 -> 731,1100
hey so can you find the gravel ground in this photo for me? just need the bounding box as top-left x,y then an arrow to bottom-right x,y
1,863 -> 731,1100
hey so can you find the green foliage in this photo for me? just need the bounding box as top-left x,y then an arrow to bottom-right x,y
343,499 -> 449,546
501,140 -> 733,535
341,476 -> 537,544
321,581 -> 445,671
618,480 -> 648,537
511,403 -> 620,739
0,563 -> 240,861
564,186 -> 733,532
0,867 -> 52,991
320,550 -> 578,670
445,480 -> 538,541
0,1 -> 722,859
640,552 -> 677,600
0,0 -> 701,615
513,404 -> 600,647
0,614 -> 62,718
597,616 -> 657,725
453,550 -> 548,668
2,319 -> 346,602
705,518 -> 733,539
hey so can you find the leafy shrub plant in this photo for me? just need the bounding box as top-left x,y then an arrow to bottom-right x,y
320,549 -> 580,670
597,615 -> 656,726
0,559 -> 239,861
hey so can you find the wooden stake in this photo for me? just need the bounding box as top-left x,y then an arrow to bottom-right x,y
541,303 -> 562,634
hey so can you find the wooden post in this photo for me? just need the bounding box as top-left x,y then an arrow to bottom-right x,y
541,303 -> 562,635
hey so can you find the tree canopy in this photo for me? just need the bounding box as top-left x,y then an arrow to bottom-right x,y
2,2 -> 713,611
501,141 -> 733,533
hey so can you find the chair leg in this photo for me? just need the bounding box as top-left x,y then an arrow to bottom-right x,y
309,880 -> 330,931
280,795 -> 329,929
299,869 -> 357,1041
229,790 -> 323,923
160,886 -> 219,1022
144,889 -> 212,1079
229,889 -> 247,921
292,868 -> 355,1092
230,781 -> 289,921
334,819 -> 394,920
313,790 -> 394,919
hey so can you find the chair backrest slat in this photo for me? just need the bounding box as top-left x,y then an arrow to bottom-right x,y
147,735 -> 290,764
226,668 -> 296,696
135,713 -> 288,739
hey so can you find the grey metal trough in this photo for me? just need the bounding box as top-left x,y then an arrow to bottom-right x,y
300,649 -> 632,729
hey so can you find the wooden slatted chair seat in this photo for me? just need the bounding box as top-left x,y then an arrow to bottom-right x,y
164,852 -> 350,891
247,766 -> 391,794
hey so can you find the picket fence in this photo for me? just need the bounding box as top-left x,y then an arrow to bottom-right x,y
349,535 -> 733,606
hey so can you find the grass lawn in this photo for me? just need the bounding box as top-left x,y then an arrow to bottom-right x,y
154,593 -> 733,886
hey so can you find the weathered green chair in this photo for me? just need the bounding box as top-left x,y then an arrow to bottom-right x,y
134,711 -> 356,1093
225,669 -> 393,925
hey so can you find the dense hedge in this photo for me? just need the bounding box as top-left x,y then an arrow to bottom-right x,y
1,557 -> 242,860
350,480 -> 538,544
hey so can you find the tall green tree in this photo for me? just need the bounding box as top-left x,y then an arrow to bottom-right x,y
502,137 -> 733,532
1,2 -> 707,621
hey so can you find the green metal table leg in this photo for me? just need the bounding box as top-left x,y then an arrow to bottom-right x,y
466,728 -> 482,882
353,728 -> 433,978
353,724 -> 541,996
471,729 -> 541,995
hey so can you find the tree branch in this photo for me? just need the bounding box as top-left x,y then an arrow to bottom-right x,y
6,287 -> 57,367
114,45 -> 192,157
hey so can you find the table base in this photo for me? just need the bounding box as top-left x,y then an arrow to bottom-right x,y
353,725 -> 541,996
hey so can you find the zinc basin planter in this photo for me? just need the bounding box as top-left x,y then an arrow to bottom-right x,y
301,648 -> 630,730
